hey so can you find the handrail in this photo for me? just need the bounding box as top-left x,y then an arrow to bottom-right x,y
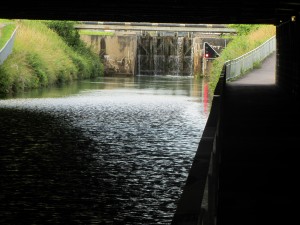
226,35 -> 276,81
0,26 -> 18,65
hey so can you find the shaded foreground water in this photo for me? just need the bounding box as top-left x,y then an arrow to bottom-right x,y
0,75 -> 211,224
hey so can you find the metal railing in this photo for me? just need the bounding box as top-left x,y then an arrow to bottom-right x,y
226,35 -> 276,80
0,26 -> 17,65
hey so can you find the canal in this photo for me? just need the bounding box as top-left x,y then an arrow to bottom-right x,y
0,75 -> 211,224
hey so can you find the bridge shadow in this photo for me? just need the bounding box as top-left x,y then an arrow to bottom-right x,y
217,52 -> 299,224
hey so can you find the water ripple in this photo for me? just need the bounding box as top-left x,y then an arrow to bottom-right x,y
0,77 -> 210,224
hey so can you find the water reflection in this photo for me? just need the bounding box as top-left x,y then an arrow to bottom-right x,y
0,75 -> 211,224
5,75 -> 206,99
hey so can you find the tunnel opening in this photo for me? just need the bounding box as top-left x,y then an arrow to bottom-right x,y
1,1 -> 300,225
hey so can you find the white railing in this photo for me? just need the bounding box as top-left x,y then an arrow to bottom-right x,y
225,35 -> 276,80
0,26 -> 17,65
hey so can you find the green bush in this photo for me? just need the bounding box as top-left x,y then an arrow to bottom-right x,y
0,66 -> 13,94
26,53 -> 49,86
45,20 -> 82,49
228,24 -> 260,35
45,20 -> 103,78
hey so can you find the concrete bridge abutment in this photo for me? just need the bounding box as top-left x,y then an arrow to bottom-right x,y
277,18 -> 300,98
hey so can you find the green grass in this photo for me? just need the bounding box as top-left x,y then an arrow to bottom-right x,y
0,19 -> 104,95
79,30 -> 114,36
0,22 -> 16,50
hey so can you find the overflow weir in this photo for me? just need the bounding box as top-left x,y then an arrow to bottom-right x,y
76,22 -> 236,76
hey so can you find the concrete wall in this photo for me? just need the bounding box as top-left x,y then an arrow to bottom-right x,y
81,33 -> 227,77
277,19 -> 300,97
136,35 -> 194,76
81,34 -> 137,75
192,37 -> 203,76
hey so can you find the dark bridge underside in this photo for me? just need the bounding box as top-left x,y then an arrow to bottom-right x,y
2,1 -> 300,225
1,1 -> 300,24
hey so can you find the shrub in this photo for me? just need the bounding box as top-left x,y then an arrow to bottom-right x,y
45,20 -> 103,78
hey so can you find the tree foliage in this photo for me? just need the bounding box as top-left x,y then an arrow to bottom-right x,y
45,20 -> 82,49
228,24 -> 260,35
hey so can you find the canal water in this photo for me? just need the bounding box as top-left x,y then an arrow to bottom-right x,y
0,75 -> 211,224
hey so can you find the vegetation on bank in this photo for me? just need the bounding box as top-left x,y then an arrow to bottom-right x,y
209,24 -> 276,94
0,19 -> 103,95
78,30 -> 114,36
0,20 -> 16,50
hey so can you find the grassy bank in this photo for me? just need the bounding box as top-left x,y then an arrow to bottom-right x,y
78,30 -> 114,36
0,19 -> 103,95
209,24 -> 276,94
0,20 -> 17,50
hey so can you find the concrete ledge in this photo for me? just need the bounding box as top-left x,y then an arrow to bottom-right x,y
172,68 -> 225,225
172,103 -> 220,224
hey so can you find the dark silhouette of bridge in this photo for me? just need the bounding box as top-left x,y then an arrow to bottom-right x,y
1,1 -> 299,225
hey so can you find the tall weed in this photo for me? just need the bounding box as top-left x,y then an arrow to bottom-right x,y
0,19 -> 103,95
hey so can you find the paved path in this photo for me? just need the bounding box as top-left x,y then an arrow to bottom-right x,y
230,52 -> 276,85
217,51 -> 299,225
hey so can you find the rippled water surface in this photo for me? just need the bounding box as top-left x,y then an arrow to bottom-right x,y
0,75 -> 211,224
